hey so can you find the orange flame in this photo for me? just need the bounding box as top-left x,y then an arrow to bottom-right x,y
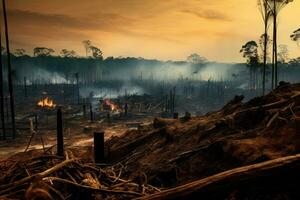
103,99 -> 120,111
37,97 -> 56,108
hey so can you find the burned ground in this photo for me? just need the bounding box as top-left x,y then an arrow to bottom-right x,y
106,83 -> 300,198
1,83 -> 300,199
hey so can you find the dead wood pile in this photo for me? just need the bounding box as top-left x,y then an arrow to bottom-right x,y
3,82 -> 300,199
0,149 -> 159,200
107,83 -> 300,193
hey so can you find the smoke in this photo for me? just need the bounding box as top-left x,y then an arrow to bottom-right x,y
12,57 -> 250,96
94,61 -> 242,82
198,63 -> 238,81
16,65 -> 70,84
80,83 -> 145,99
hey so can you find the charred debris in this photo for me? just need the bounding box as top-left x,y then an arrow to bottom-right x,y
1,82 -> 300,199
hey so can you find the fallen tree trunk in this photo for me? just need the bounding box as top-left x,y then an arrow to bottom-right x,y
109,128 -> 167,162
225,92 -> 300,121
138,154 -> 300,200
0,158 -> 76,194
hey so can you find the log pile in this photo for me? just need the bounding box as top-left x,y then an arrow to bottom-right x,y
0,149 -> 159,200
106,83 -> 300,195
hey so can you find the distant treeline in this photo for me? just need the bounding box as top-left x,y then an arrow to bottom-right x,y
0,53 -> 300,85
1,54 -> 206,83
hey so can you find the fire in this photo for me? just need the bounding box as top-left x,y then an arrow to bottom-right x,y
103,99 -> 120,112
37,97 -> 56,108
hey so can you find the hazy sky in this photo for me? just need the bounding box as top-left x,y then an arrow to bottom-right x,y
2,0 -> 300,62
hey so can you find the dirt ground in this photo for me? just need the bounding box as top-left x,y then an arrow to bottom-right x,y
2,83 -> 300,199
0,114 -> 153,160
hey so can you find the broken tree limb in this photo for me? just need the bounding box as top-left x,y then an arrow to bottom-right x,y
43,177 -> 143,197
0,158 -> 76,194
266,112 -> 279,128
227,92 -> 300,119
137,154 -> 300,200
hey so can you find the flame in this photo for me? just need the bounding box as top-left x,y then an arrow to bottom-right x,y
103,99 -> 120,112
37,97 -> 56,108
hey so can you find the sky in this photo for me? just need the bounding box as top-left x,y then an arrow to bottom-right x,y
1,0 -> 300,62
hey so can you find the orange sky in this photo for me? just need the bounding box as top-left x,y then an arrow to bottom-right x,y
2,0 -> 300,62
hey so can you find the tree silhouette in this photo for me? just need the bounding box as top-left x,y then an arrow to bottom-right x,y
89,46 -> 103,59
267,0 -> 293,89
258,34 -> 272,63
82,40 -> 91,57
82,40 -> 103,59
278,44 -> 289,63
290,28 -> 300,47
258,0 -> 272,94
240,41 -> 259,90
187,53 -> 207,64
13,49 -> 26,57
33,47 -> 55,57
60,49 -> 77,58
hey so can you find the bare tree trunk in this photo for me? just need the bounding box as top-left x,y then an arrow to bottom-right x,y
263,26 -> 267,95
274,13 -> 278,88
75,73 -> 79,104
3,0 -> 16,138
0,31 -> 5,140
271,24 -> 275,90
24,76 -> 27,98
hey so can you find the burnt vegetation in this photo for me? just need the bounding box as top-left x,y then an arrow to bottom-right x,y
1,0 -> 300,199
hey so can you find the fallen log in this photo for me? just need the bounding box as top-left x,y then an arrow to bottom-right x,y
138,154 -> 300,200
153,118 -> 176,128
227,92 -> 300,120
109,128 -> 167,162
0,159 -> 76,194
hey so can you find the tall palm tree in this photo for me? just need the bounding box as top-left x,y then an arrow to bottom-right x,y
267,0 -> 293,89
258,0 -> 272,95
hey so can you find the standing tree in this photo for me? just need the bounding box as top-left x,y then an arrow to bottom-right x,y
187,53 -> 207,64
2,0 -> 16,138
89,46 -> 103,59
33,47 -> 55,57
13,49 -> 26,57
82,40 -> 92,57
290,28 -> 300,47
240,41 -> 259,90
0,29 -> 5,139
258,34 -> 272,63
258,0 -> 272,94
82,40 -> 103,59
278,44 -> 289,63
267,0 -> 293,89
60,49 -> 77,58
